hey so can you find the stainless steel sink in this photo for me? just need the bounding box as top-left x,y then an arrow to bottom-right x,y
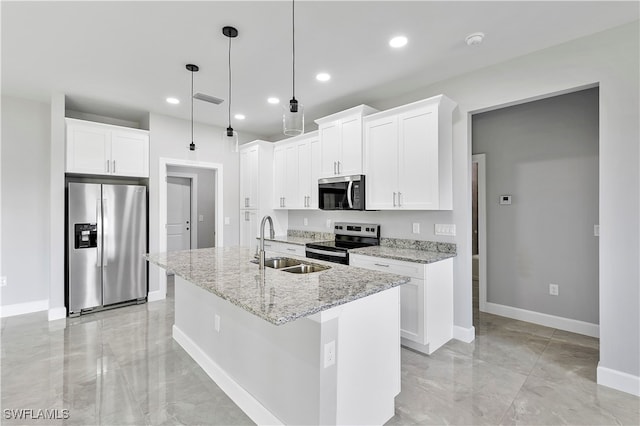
281,263 -> 331,274
251,257 -> 302,269
251,257 -> 331,274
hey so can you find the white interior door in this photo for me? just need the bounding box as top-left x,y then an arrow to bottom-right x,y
167,176 -> 191,252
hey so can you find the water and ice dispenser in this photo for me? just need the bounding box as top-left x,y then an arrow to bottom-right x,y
74,223 -> 97,249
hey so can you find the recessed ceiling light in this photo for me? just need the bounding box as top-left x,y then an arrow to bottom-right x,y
166,97 -> 180,104
389,36 -> 408,48
465,32 -> 485,46
234,114 -> 246,120
316,72 -> 331,82
267,97 -> 280,105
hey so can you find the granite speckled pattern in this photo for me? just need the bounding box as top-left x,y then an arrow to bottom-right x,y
381,237 -> 456,254
350,245 -> 456,264
260,229 -> 334,246
145,247 -> 408,326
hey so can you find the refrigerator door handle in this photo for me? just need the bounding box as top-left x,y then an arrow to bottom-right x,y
102,198 -> 108,266
96,199 -> 102,267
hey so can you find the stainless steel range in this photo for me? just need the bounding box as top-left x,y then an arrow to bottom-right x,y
305,222 -> 380,265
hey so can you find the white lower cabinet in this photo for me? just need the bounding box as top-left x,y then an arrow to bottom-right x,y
350,254 -> 453,354
261,240 -> 306,257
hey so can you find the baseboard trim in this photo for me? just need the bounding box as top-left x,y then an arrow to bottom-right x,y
48,306 -> 67,321
172,325 -> 283,425
0,299 -> 49,318
147,290 -> 165,302
597,364 -> 640,396
453,325 -> 476,343
484,302 -> 599,337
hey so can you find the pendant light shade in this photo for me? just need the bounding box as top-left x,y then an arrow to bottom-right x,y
222,26 -> 239,153
283,0 -> 303,136
186,64 -> 199,151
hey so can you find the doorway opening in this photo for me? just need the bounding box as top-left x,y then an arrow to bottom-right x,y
166,174 -> 196,252
154,158 -> 224,301
471,154 -> 487,327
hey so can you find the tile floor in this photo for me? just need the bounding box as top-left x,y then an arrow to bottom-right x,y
1,279 -> 638,425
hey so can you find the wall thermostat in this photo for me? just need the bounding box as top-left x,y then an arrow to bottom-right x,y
499,195 -> 512,205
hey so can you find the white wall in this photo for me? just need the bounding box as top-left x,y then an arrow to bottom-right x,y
473,88 -> 599,324
0,96 -> 51,308
293,21 -> 640,390
147,112 -> 260,294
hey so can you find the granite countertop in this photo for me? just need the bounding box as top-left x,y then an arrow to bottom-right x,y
349,246 -> 456,264
261,235 -> 323,246
145,247 -> 408,326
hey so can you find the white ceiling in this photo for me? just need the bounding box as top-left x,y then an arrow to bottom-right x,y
2,1 -> 638,139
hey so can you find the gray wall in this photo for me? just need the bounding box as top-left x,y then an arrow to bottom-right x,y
1,96 -> 51,305
473,88 -> 599,324
168,165 -> 216,248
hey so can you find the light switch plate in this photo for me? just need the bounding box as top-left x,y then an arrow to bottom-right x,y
199,214 -> 204,222
435,224 -> 456,236
303,218 -> 308,226
594,225 -> 600,237
412,223 -> 420,234
0,276 -> 6,287
326,219 -> 332,229
224,217 -> 230,225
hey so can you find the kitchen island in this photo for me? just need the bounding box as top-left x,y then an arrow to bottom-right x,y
145,247 -> 409,425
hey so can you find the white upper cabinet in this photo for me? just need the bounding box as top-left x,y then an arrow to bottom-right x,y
316,105 -> 378,178
66,118 -> 149,177
364,95 -> 456,210
273,131 -> 320,210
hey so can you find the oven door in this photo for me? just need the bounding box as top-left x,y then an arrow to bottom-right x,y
318,175 -> 365,210
305,246 -> 349,265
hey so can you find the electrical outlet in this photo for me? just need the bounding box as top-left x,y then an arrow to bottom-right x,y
303,217 -> 308,226
549,284 -> 559,296
214,314 -> 221,332
326,219 -> 332,229
412,223 -> 420,234
594,225 -> 600,236
224,217 -> 230,225
0,276 -> 6,287
199,214 -> 204,222
324,340 -> 336,368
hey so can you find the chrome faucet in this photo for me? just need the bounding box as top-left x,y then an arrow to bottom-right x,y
258,215 -> 275,269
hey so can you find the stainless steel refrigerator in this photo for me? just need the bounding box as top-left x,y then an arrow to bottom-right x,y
67,182 -> 147,316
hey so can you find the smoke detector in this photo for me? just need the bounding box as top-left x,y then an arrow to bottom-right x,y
465,32 -> 485,46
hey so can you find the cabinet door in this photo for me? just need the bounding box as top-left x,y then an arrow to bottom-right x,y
283,143 -> 299,208
66,123 -> 110,174
339,115 -> 363,176
308,137 -> 322,209
319,122 -> 340,177
398,108 -> 439,209
272,146 -> 287,209
364,115 -> 398,209
111,130 -> 149,177
400,278 -> 426,344
239,210 -> 258,251
240,146 -> 258,209
297,140 -> 312,208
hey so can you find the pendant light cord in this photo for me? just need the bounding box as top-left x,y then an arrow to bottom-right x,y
292,0 -> 296,99
228,35 -> 232,129
190,70 -> 194,142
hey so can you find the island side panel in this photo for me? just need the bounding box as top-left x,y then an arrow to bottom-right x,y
173,276 -> 323,425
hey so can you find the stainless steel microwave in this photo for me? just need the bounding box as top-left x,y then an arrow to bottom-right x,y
318,175 -> 365,210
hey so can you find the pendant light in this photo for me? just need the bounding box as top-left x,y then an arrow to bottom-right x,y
283,0 -> 304,136
222,26 -> 239,153
186,64 -> 199,151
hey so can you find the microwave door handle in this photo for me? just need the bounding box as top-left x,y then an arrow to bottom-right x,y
347,181 -> 353,208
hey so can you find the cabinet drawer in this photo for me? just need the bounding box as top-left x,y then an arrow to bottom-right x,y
349,254 -> 424,279
262,240 -> 305,256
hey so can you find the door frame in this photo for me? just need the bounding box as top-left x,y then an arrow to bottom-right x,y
166,171 -> 198,249
472,154 -> 487,312
156,158 -> 224,300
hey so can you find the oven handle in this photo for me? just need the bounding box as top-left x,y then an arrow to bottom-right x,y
305,248 -> 348,258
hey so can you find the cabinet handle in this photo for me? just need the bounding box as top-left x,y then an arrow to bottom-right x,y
374,263 -> 390,267
245,211 -> 249,221
264,244 -> 272,248
286,248 -> 296,252
106,160 -> 110,173
113,160 -> 116,174
245,197 -> 249,208
337,161 -> 341,174
282,197 -> 286,208
393,192 -> 397,207
398,192 -> 402,207
333,161 -> 337,175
